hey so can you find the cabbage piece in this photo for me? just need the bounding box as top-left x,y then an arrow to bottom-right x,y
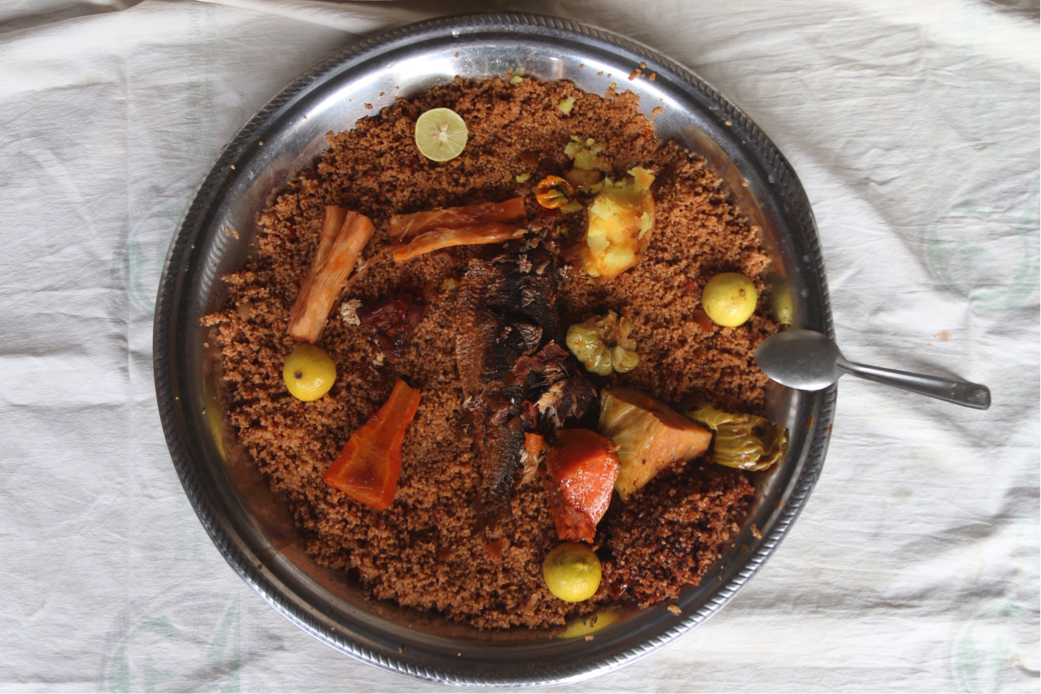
686,403 -> 788,471
565,311 -> 639,376
598,387 -> 712,501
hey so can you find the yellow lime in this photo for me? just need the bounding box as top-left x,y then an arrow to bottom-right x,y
414,108 -> 468,162
542,543 -> 602,602
559,605 -> 624,638
768,272 -> 793,325
702,272 -> 758,327
282,344 -> 336,401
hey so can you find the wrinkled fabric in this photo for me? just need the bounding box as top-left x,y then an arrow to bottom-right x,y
0,0 -> 1037,691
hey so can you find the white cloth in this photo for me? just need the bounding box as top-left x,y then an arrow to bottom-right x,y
0,0 -> 1037,691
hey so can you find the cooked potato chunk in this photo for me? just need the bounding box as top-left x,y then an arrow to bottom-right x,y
579,167 -> 655,280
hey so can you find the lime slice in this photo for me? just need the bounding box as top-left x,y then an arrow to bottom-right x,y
414,108 -> 468,162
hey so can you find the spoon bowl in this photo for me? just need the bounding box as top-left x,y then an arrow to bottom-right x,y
754,329 -> 842,390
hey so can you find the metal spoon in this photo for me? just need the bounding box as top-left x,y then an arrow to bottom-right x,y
754,329 -> 991,409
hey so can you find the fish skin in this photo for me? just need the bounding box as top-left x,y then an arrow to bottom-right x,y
456,253 -> 557,399
455,251 -> 557,531
469,408 -> 525,532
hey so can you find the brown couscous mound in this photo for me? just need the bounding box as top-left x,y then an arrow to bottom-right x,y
203,76 -> 776,630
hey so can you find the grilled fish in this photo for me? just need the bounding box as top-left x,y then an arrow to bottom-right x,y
455,251 -> 558,530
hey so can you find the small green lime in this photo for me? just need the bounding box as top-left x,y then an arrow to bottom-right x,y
542,543 -> 602,602
414,108 -> 468,162
282,344 -> 336,401
702,272 -> 758,327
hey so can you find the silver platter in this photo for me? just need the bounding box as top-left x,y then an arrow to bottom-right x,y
154,12 -> 835,686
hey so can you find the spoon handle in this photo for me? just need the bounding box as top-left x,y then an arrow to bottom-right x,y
837,359 -> 991,409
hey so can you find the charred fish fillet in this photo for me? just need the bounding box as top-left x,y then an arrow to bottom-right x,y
455,252 -> 557,402
455,251 -> 557,530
